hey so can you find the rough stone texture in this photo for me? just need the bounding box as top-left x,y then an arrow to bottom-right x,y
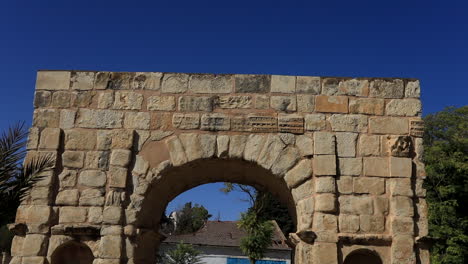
297,94 -> 315,112
55,190 -> 79,206
315,177 -> 336,193
59,207 -> 87,223
353,177 -> 385,195
329,114 -> 368,132
315,193 -> 336,213
76,109 -> 124,129
36,71 -> 70,90
339,195 -> 374,215
390,157 -> 412,177
162,73 -> 188,93
178,96 -> 214,112
22,235 -> 48,256
78,170 -> 107,187
405,80 -> 420,98
59,109 -> 76,129
359,134 -> 380,156
339,214 -> 360,233
339,158 -> 362,176
335,132 -> 357,157
360,215 -> 385,233
190,74 -> 232,93
270,75 -> 295,93
296,76 -> 320,94
34,91 -> 51,108
315,95 -> 348,113
39,128 -> 61,150
313,132 -> 335,155
305,114 -> 327,131
284,159 -> 312,189
62,151 -> 85,168
113,92 -> 143,110
65,129 -> 96,150
235,74 -> 270,93
364,157 -> 389,177
270,95 -> 296,112
349,98 -> 384,115
369,116 -> 409,135
79,189 -> 105,206
147,96 -> 176,111
295,135 -> 313,157
370,79 -> 404,98
386,99 -> 422,116
314,155 -> 337,176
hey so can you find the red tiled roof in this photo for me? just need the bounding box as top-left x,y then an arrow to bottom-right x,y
162,221 -> 291,250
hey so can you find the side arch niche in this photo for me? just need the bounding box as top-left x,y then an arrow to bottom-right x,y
343,248 -> 383,264
50,241 -> 94,264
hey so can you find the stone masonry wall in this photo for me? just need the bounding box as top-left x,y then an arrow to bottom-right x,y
9,70 -> 429,264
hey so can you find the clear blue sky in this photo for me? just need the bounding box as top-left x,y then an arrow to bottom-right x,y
1,0 -> 466,220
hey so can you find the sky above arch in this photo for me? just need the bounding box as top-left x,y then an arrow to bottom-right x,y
1,0 -> 466,220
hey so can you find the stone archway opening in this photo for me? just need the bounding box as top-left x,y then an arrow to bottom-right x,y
343,249 -> 383,264
132,158 -> 298,264
50,241 -> 94,264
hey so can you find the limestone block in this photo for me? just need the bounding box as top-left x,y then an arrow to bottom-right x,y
71,91 -> 95,108
295,135 -> 313,157
132,72 -> 162,90
363,157 -> 388,177
349,98 -> 384,115
315,95 -> 348,113
109,149 -> 131,168
284,159 -> 312,189
338,78 -> 369,96
99,235 -> 122,258
315,177 -> 335,193
296,76 -> 321,94
313,132 -> 335,155
124,112 -> 150,130
85,151 -> 109,170
228,135 -> 247,159
76,109 -> 124,129
415,179 -> 426,197
103,207 -> 122,225
30,187 -> 50,204
315,193 -> 336,213
270,75 -> 295,93
292,180 -> 313,203
112,91 -> 143,110
161,73 -> 188,93
216,95 -> 252,109
216,135 -> 229,158
79,170 -> 106,187
201,113 -> 230,131
297,94 -> 315,112
34,91 -> 51,108
321,78 -> 341,95
172,113 -> 200,130
22,234 -> 48,256
255,95 -> 269,109
390,157 -> 412,177
51,91 -> 71,108
339,158 -> 362,176
59,207 -> 87,223
178,96 -> 214,112
105,72 -> 133,90
235,74 -> 270,93
392,196 -> 414,217
93,72 -> 110,89
25,206 -> 52,224
149,130 -> 173,142
65,129 -> 96,150
97,92 -> 114,109
257,135 -> 286,169
369,117 -> 409,135
108,166 -> 127,188
55,190 -> 79,206
70,71 -> 94,90
375,196 -> 389,215
391,235 -> 415,263
190,74 -> 232,93
244,135 -> 266,162
59,109 -> 76,129
11,236 -> 24,256
147,96 -> 176,111
305,113 -> 327,131
179,134 -> 202,162
270,96 -> 296,112
337,176 -> 353,194
149,112 -> 173,132
339,214 -> 360,233
271,147 -> 300,176
313,213 -> 337,232
370,79 -> 404,98
360,214 -> 385,233
335,132 -> 357,157
329,114 -> 368,132
36,71 -> 70,90
33,109 -> 60,128
391,178 -> 413,196
27,127 -> 40,150
359,135 -> 380,156
133,156 -> 149,175
38,128 -> 61,150
339,195 -> 374,215
22,257 -> 47,264
88,207 -> 103,224
297,196 -> 314,229
79,189 -> 105,206
313,155 -> 336,176
166,136 -> 187,166
386,99 -> 422,116
58,170 -> 77,188
353,177 -> 385,195
405,80 -> 420,98
111,130 -> 134,149
392,217 -> 414,235
62,151 -> 85,168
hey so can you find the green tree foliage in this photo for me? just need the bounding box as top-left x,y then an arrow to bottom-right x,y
0,123 -> 55,252
175,202 -> 212,234
238,211 -> 274,264
423,106 -> 468,264
162,242 -> 201,264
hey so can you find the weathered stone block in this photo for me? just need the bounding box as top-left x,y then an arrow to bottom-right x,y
329,114 -> 368,132
76,109 -> 124,129
33,109 -> 60,128
314,155 -> 336,176
359,134 -> 380,156
278,114 -> 304,134
315,193 -> 336,213
124,112 -> 150,129
22,234 -> 48,256
59,207 -> 87,223
166,136 -> 187,166
312,242 -> 337,264
190,74 -> 232,93
216,135 -> 229,158
339,214 -> 359,233
38,128 -> 61,150
315,177 -> 335,193
65,129 -> 96,150
360,215 -> 385,233
270,95 -> 296,112
315,95 -> 348,113
51,91 -> 71,108
178,96 -> 214,112
111,130 -> 134,149
338,79 -> 369,96
313,213 -> 337,232
103,207 -> 122,225
11,236 -> 24,256
57,170 -> 76,188
108,166 -> 127,188
363,157 -> 388,177
84,151 -> 109,170
369,116 -> 409,135
36,71 -> 70,90
292,180 -> 313,203
79,170 -> 106,187
296,76 -> 320,94
161,73 -> 188,93
297,196 -> 314,230
132,72 -> 162,90
313,132 -> 335,155
392,196 -> 414,217
339,158 -> 362,176
248,115 -> 277,133
228,135 -> 247,159
391,235 -> 415,263
353,177 -> 385,195
270,75 -> 295,93
386,99 -> 422,116
112,92 -> 143,110
88,207 -> 103,224
349,98 -> 384,115
98,92 -> 114,109
216,95 -> 252,109
284,159 -> 312,189
147,96 -> 176,111
34,91 -> 51,108
201,114 -> 230,131
295,135 -> 313,157
392,217 -> 414,235
335,132 -> 357,157
390,178 -> 413,196
79,189 -> 105,206
71,91 -> 95,108
235,74 -> 270,93
405,80 -> 420,98
110,149 -> 131,167
305,114 -> 327,131
375,196 -> 389,215
339,195 -> 374,215
297,94 -> 315,112
337,176 -> 353,194
370,79 -> 404,98
71,71 -> 95,90
99,235 -> 122,258
254,95 -> 269,109
243,135 -> 266,162
55,190 -> 79,206
60,109 -> 76,129
390,157 -> 412,177
62,151 -> 85,168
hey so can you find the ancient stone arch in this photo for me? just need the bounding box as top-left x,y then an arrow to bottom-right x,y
9,71 -> 429,264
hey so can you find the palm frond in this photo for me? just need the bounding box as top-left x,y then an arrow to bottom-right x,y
0,122 -> 28,183
15,154 -> 55,201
